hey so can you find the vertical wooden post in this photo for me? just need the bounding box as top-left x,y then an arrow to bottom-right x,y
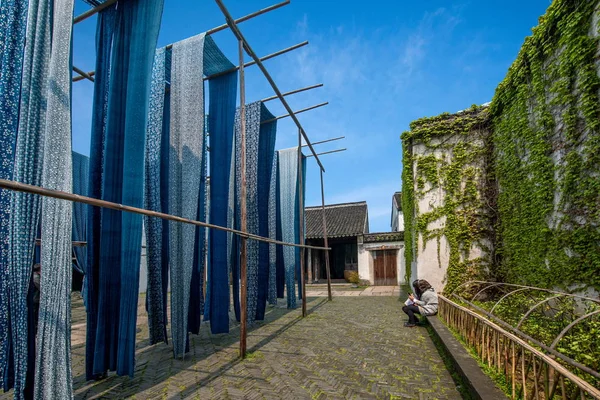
319,169 -> 332,301
298,128 -> 306,317
307,248 -> 312,283
238,39 -> 248,359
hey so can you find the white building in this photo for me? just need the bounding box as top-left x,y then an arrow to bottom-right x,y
391,192 -> 404,232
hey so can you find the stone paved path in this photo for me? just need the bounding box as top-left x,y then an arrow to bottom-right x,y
4,291 -> 462,399
68,291 -> 461,400
305,285 -> 400,297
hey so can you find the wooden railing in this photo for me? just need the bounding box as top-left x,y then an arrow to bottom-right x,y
438,295 -> 600,400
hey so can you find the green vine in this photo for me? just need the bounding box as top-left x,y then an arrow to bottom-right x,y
490,0 -> 600,289
401,106 -> 493,292
401,0 -> 600,293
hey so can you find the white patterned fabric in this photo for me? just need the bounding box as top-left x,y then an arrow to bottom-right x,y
169,33 -> 206,358
8,0 -> 52,396
35,0 -> 74,397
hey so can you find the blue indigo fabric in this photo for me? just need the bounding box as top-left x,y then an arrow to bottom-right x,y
268,152 -> 279,305
0,0 -> 29,381
277,149 -> 306,309
91,0 -> 164,378
8,0 -> 52,395
207,39 -> 237,334
233,102 -> 262,324
35,0 -> 75,396
144,47 -> 169,345
232,102 -> 277,322
85,0 -> 116,381
255,104 -> 277,319
72,152 -> 89,278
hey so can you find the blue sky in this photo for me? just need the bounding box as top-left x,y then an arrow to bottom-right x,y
72,0 -> 553,233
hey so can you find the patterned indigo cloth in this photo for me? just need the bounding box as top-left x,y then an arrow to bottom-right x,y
144,46 -> 170,346
256,105 -> 277,319
188,128 -> 208,335
275,153 -> 285,299
277,148 -> 306,309
206,40 -> 237,334
232,102 -> 277,323
8,0 -> 52,396
89,0 -> 164,378
144,36 -> 235,342
85,0 -> 116,381
0,0 -> 28,382
232,103 -> 261,323
268,152 -> 279,305
168,33 -> 206,358
35,0 -> 75,397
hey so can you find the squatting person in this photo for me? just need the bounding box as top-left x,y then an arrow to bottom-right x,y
402,279 -> 438,327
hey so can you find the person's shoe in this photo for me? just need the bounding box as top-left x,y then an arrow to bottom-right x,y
404,322 -> 416,327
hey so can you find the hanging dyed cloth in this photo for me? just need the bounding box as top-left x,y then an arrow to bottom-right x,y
188,128 -> 208,335
144,35 -> 234,341
277,148 -> 306,309
0,0 -> 29,381
72,152 -> 89,285
274,156 -> 285,299
85,0 -> 116,382
35,0 -> 75,397
168,33 -> 206,358
7,0 -> 52,395
206,39 -> 237,334
268,153 -> 279,305
256,105 -> 277,319
232,102 -> 277,322
90,0 -> 164,378
144,46 -> 170,346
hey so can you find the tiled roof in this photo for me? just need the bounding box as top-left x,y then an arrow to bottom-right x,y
393,192 -> 402,211
363,231 -> 404,243
305,201 -> 368,239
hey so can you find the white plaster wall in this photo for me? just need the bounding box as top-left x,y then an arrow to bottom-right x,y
358,241 -> 372,283
359,241 -> 404,285
397,245 -> 406,285
410,132 -> 491,292
397,211 -> 405,232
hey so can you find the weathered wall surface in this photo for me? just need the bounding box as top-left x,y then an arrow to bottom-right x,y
402,0 -> 600,293
402,108 -> 494,293
490,0 -> 600,289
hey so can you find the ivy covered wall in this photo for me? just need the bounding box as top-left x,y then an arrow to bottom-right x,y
491,0 -> 600,290
402,0 -> 600,293
401,107 -> 495,293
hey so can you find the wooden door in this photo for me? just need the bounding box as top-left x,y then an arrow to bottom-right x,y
373,249 -> 398,286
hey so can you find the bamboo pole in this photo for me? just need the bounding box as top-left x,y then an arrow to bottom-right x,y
72,66 -> 94,82
306,148 -> 346,158
319,169 -> 333,301
533,356 -> 540,400
298,128 -> 306,317
261,102 -> 328,124
522,348 -> 528,400
73,0 -> 118,23
0,179 -> 330,251
512,341 -> 516,399
214,0 -> 325,172
74,41 -> 309,84
301,136 -> 345,148
238,39 -> 248,359
262,83 -> 323,102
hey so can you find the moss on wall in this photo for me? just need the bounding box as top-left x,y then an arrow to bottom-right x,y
401,0 -> 600,292
401,106 -> 493,293
490,0 -> 600,289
